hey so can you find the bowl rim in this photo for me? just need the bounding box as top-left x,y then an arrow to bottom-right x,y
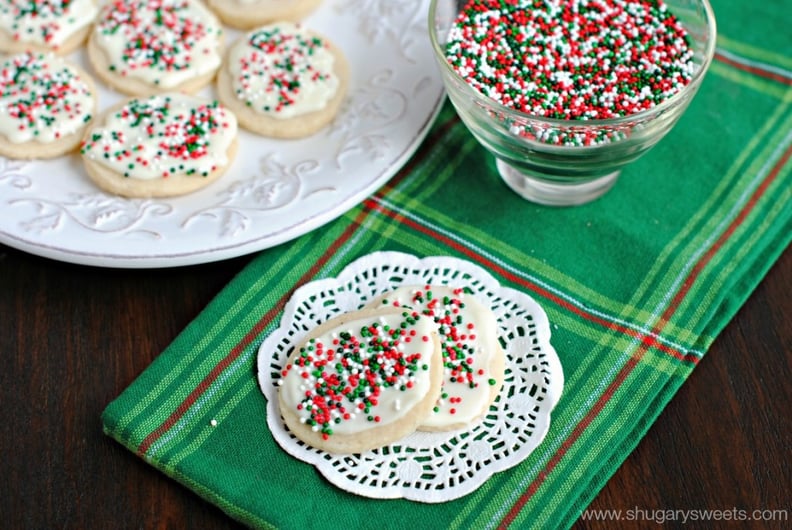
427,0 -> 718,127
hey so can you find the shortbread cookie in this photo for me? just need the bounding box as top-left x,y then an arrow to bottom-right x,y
0,0 -> 98,55
207,0 -> 323,30
367,286 -> 505,432
216,22 -> 348,138
80,93 -> 238,198
277,307 -> 443,454
87,0 -> 224,96
0,52 -> 97,160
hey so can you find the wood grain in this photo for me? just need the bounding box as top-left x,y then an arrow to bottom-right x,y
1,244 -> 789,529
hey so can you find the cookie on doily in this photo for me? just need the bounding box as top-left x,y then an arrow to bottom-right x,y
366,285 -> 506,432
0,0 -> 98,55
206,0 -> 323,30
80,93 -> 238,198
87,0 -> 224,97
216,22 -> 348,139
276,307 -> 444,454
0,52 -> 98,160
259,252 -> 564,502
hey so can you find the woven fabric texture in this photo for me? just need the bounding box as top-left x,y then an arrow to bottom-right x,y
102,1 -> 792,527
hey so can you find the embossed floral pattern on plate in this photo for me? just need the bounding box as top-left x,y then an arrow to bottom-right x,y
0,0 -> 444,267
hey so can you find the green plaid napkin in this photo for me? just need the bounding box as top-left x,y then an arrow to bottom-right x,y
102,0 -> 791,527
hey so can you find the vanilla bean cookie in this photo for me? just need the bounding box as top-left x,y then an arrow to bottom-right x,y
367,286 -> 505,432
216,22 -> 348,138
277,307 -> 443,454
87,0 -> 224,97
206,0 -> 323,30
0,0 -> 98,55
0,52 -> 97,160
80,93 -> 238,198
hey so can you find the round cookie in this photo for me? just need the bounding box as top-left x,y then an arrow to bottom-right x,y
0,0 -> 98,55
277,307 -> 443,454
87,0 -> 224,97
216,22 -> 348,139
206,0 -> 323,30
80,93 -> 238,198
0,51 -> 97,160
367,285 -> 505,432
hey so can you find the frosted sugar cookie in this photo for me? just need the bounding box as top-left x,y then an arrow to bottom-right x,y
216,22 -> 348,138
367,286 -> 505,432
0,0 -> 98,55
206,0 -> 323,30
87,0 -> 224,96
80,93 -> 238,198
277,307 -> 443,454
0,52 -> 97,160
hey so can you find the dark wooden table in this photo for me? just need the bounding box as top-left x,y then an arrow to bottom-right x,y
1,243 -> 789,529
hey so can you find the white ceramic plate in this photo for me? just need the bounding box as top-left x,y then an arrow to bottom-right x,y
0,0 -> 444,268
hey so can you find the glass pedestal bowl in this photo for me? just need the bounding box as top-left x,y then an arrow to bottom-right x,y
429,0 -> 717,206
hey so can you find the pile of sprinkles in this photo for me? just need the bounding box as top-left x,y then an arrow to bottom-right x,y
80,94 -> 234,179
383,286 -> 498,417
445,0 -> 696,143
278,314 -> 432,440
95,0 -> 221,84
231,23 -> 336,116
0,51 -> 93,143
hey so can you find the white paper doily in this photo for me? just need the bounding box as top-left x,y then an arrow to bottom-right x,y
257,252 -> 564,503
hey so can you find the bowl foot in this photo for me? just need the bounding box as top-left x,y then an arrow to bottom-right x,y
497,160 -> 620,206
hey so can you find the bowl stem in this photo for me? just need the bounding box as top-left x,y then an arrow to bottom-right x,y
496,160 -> 621,206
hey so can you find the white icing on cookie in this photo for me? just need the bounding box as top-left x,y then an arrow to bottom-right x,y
227,22 -> 339,119
278,312 -> 438,438
93,0 -> 222,88
374,285 -> 501,428
80,93 -> 237,180
0,0 -> 97,49
0,52 -> 94,144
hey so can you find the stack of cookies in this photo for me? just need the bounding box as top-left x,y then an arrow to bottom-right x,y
276,285 -> 506,454
0,0 -> 348,197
